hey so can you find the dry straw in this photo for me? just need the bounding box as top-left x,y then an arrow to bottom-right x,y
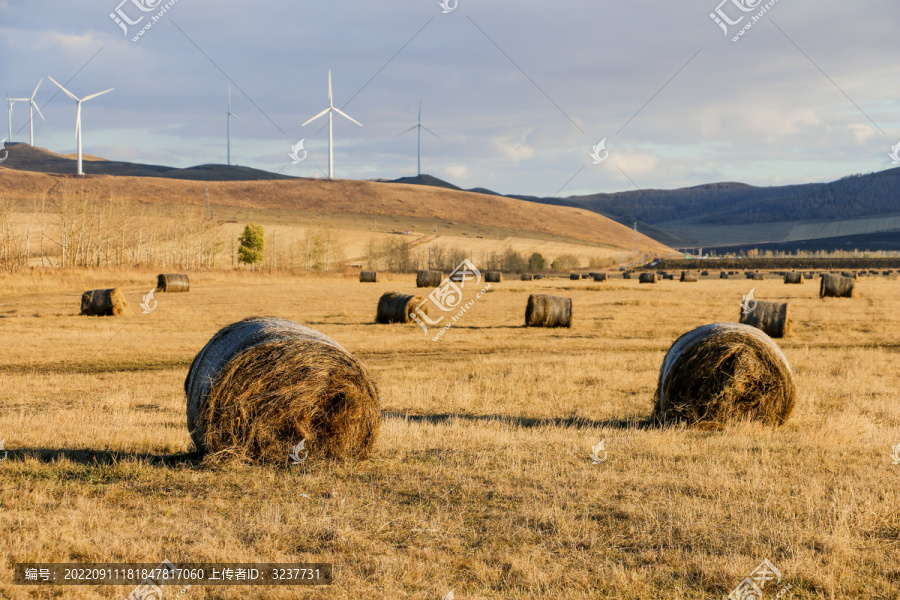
376,292 -> 428,324
359,271 -> 378,283
157,273 -> 190,292
485,271 -> 502,283
184,317 -> 379,463
416,270 -> 443,288
639,272 -> 657,284
820,274 -> 854,298
81,288 -> 128,316
740,300 -> 790,338
525,294 -> 572,328
653,323 -> 795,427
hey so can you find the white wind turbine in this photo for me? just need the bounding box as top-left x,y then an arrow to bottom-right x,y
398,99 -> 440,177
48,77 -> 113,176
9,80 -> 46,146
225,86 -> 242,166
301,70 -> 362,179
5,95 -> 18,143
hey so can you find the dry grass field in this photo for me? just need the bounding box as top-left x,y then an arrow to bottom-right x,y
1,269 -> 899,599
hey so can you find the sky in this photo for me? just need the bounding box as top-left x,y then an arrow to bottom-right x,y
0,0 -> 898,197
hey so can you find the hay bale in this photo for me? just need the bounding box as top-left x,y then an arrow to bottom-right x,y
653,323 -> 795,427
376,292 -> 427,323
570,273 -> 580,280
416,270 -> 443,288
639,272 -> 657,283
184,317 -> 379,463
783,272 -> 802,284
525,294 -> 572,328
820,274 -> 854,298
156,273 -> 190,292
803,272 -> 813,280
739,300 -> 790,338
359,271 -> 378,283
719,272 -> 729,279
701,270 -> 709,277
840,271 -> 858,280
80,288 -> 128,316
592,273 -> 607,282
745,271 -> 755,279
680,271 -> 698,282
534,274 -> 544,280
485,271 -> 502,283
752,272 -> 765,280
521,273 -> 534,281
622,272 -> 632,280
664,274 -> 675,280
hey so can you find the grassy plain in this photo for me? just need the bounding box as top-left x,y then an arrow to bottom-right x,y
0,269 -> 898,599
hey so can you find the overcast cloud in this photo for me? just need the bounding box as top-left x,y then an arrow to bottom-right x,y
1,0 -> 897,197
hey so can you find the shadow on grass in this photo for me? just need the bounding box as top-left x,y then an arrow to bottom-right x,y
382,411 -> 655,430
5,448 -> 205,467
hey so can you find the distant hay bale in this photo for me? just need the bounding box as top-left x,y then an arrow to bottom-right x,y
80,288 -> 128,316
701,270 -> 709,277
639,272 -> 657,283
581,274 -> 590,280
521,274 -> 534,281
803,272 -> 813,280
653,323 -> 796,427
534,274 -> 545,280
485,271 -> 502,283
376,292 -> 427,323
719,272 -> 729,279
622,272 -> 632,279
752,272 -> 765,280
359,271 -> 378,283
745,271 -> 755,279
592,273 -> 607,282
525,294 -> 572,328
820,274 -> 854,298
184,317 -> 379,463
784,272 -> 802,284
156,273 -> 190,292
416,270 -> 443,288
841,271 -> 858,280
570,273 -> 580,281
740,300 -> 790,338
680,271 -> 698,282
665,274 -> 675,280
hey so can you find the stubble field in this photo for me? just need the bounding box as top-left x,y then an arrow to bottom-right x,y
0,269 -> 898,599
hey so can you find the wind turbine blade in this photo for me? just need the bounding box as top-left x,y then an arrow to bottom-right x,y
32,101 -> 45,121
301,107 -> 331,126
31,78 -> 42,100
328,70 -> 333,107
397,125 -> 418,136
420,125 -> 441,140
230,112 -> 243,122
48,76 -> 80,101
81,88 -> 113,102
332,107 -> 362,127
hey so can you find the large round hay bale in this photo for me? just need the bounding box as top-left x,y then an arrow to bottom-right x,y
416,270 -> 442,288
653,323 -> 795,426
840,271 -> 858,280
525,294 -> 572,328
592,273 -> 607,282
80,288 -> 128,316
639,272 -> 657,284
359,271 -> 378,283
680,271 -> 698,282
184,317 -> 379,462
376,292 -> 427,323
521,273 -> 534,281
820,274 -> 854,298
719,271 -> 729,279
569,273 -> 580,281
752,272 -> 766,280
783,272 -> 802,284
485,271 -> 502,283
739,300 -> 790,338
157,273 -> 190,292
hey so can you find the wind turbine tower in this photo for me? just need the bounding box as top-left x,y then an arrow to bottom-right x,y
225,87 -> 241,166
398,100 -> 440,176
301,71 -> 362,179
49,77 -> 113,176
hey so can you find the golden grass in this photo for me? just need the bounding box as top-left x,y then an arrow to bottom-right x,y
1,271 -> 899,598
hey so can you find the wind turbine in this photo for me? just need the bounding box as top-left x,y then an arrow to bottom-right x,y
398,99 -> 440,177
5,95 -> 17,143
9,79 -> 45,146
48,77 -> 113,176
225,86 -> 242,166
301,70 -> 362,179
